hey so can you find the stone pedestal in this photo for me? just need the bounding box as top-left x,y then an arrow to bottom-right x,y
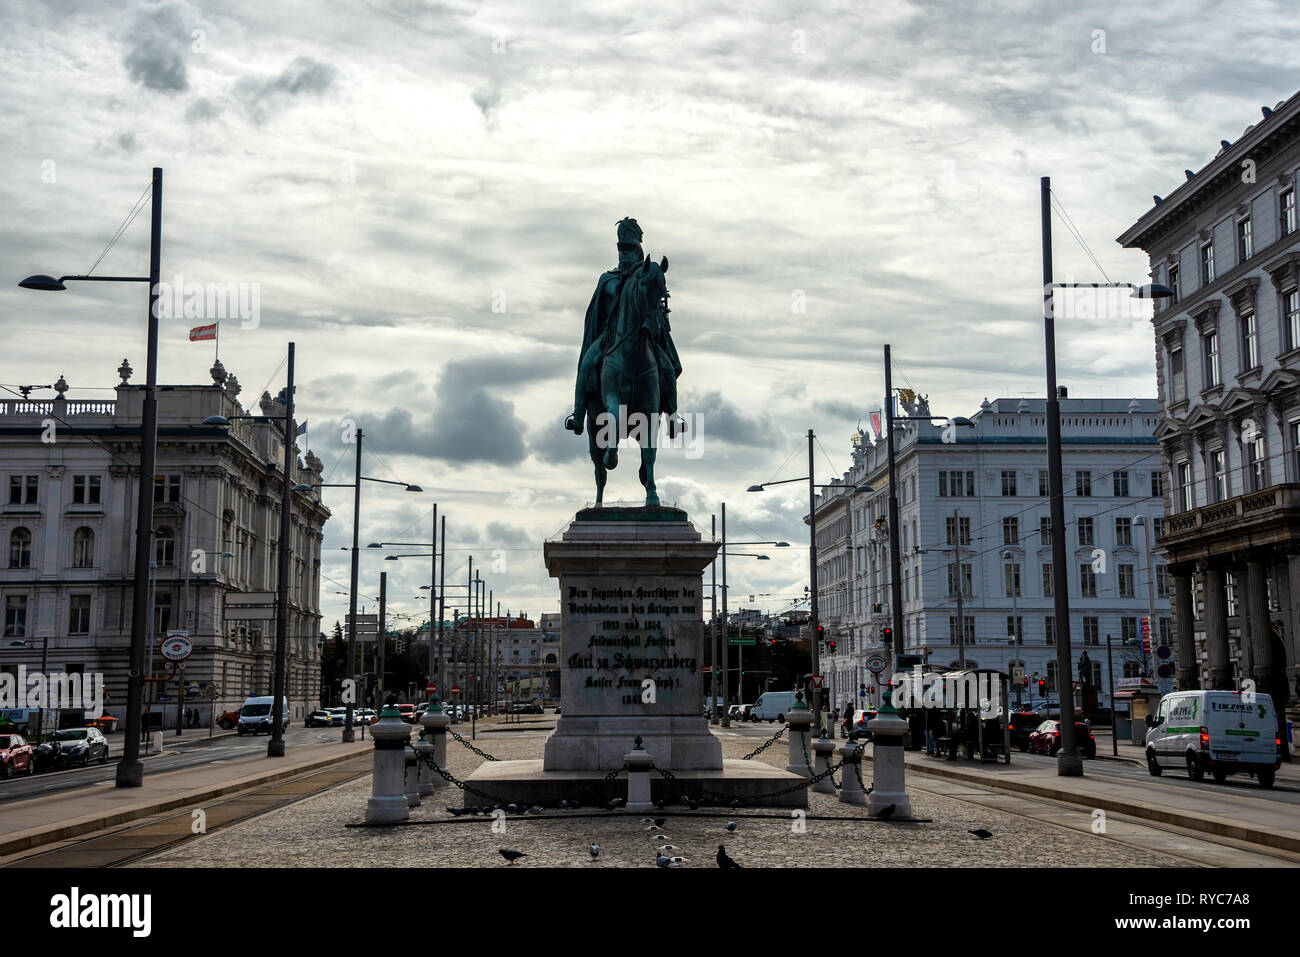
418,700 -> 450,794
541,506 -> 722,772
625,740 -> 654,811
366,704 -> 413,824
811,738 -> 837,794
837,738 -> 866,805
785,704 -> 815,777
867,707 -> 913,820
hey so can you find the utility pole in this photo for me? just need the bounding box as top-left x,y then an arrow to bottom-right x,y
343,428 -> 362,743
711,513 -> 720,724
721,503 -> 730,724
954,509 -> 965,669
807,431 -> 822,716
377,571 -> 387,705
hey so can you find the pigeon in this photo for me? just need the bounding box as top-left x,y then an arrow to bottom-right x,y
655,854 -> 672,868
507,803 -> 519,814
969,828 -> 993,840
447,807 -> 466,816
680,796 -> 691,806
875,804 -> 896,821
652,834 -> 667,842
589,844 -> 600,859
559,800 -> 571,809
717,844 -> 741,869
670,856 -> 686,864
606,797 -> 626,811
688,799 -> 699,810
654,817 -> 666,828
526,805 -> 544,815
655,799 -> 666,809
726,821 -> 737,832
728,799 -> 742,809
658,844 -> 678,853
498,849 -> 527,864
641,818 -> 655,824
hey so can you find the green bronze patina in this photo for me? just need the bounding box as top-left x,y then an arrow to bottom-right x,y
565,218 -> 684,507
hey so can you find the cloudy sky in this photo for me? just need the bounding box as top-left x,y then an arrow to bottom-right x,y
3,0 -> 1298,630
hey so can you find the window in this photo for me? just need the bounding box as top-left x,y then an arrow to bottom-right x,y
1115,516 -> 1132,546
947,563 -> 973,597
1042,563 -> 1054,597
1039,516 -> 1052,546
1284,186 -> 1297,237
1241,312 -> 1258,370
964,471 -> 975,497
1045,616 -> 1056,646
8,528 -> 31,568
1287,289 -> 1300,353
945,516 -> 970,547
1169,263 -> 1180,302
938,470 -> 948,497
1121,617 -> 1138,644
1178,461 -> 1193,511
1210,449 -> 1227,503
1006,616 -> 1023,641
1118,563 -> 1135,598
1038,470 -> 1049,497
1080,564 -> 1098,597
154,526 -> 175,566
1001,470 -> 1017,496
1293,422 -> 1300,483
1246,435 -> 1266,492
1002,516 -> 1019,546
1123,660 -> 1142,679
1152,471 -> 1164,498
73,527 -> 95,568
8,475 -> 38,505
958,517 -> 971,545
945,515 -> 957,546
4,595 -> 27,638
1077,516 -> 1094,547
153,474 -> 182,504
1113,470 -> 1130,497
69,595 -> 91,635
1170,346 -> 1186,402
1004,562 -> 1022,598
1202,331 -> 1220,387
1046,661 -> 1057,692
71,475 -> 101,505
1082,617 -> 1099,646
1156,565 -> 1170,598
1201,240 -> 1215,286
1075,471 -> 1092,497
153,593 -> 172,634
1238,216 -> 1253,263
948,616 -> 975,643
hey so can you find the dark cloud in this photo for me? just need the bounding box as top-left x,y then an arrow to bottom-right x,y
184,97 -> 221,122
235,56 -> 338,121
122,1 -> 192,93
681,389 -> 782,447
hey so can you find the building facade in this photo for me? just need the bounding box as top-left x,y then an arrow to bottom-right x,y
0,359 -> 330,726
810,395 -> 1169,715
1117,91 -> 1300,726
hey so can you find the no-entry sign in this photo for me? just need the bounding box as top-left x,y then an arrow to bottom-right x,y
426,683 -> 437,694
450,685 -> 461,696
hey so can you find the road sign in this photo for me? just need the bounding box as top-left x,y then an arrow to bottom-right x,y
810,675 -> 824,688
450,685 -> 461,696
426,683 -> 437,694
161,631 -> 193,661
865,654 -> 887,674
1155,645 -> 1172,660
225,591 -> 276,606
1012,667 -> 1025,681
728,637 -> 756,645
1156,663 -> 1174,679
859,690 -> 866,697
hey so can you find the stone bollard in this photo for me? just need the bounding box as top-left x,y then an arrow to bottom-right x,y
785,693 -> 816,778
625,736 -> 654,811
866,690 -> 913,819
811,737 -> 837,794
416,695 -> 450,795
837,733 -> 867,805
404,744 -> 421,807
366,697 -> 413,824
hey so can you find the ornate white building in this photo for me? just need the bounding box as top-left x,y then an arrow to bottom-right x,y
811,394 -> 1170,714
0,359 -> 330,726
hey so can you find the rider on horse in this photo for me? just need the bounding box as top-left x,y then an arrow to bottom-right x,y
565,217 -> 683,437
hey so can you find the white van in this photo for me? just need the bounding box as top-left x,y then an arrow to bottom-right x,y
750,691 -> 801,723
236,696 -> 290,735
1144,690 -> 1280,787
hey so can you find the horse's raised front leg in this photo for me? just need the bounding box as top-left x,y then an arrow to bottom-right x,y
600,386 -> 621,472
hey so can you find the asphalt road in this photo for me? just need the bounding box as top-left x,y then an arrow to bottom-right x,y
0,725 -> 342,805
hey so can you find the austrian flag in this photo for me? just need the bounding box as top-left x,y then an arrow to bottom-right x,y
189,323 -> 218,341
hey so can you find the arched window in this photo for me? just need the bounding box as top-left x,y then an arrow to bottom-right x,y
9,528 -> 31,568
155,526 -> 175,566
73,527 -> 95,568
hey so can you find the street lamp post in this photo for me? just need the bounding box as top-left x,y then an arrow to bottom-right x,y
1039,175 -> 1173,776
21,167 -> 163,788
1133,514 -> 1159,681
1003,548 -> 1021,707
1106,632 -> 1118,756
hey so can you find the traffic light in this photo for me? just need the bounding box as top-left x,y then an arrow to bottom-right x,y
882,626 -> 892,643
1023,676 -> 1029,688
1038,678 -> 1046,696
816,625 -> 825,642
828,640 -> 836,653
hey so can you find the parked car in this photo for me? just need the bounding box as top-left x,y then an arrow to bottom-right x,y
850,709 -> 877,740
217,710 -> 240,730
1007,711 -> 1041,751
396,704 -> 418,724
43,727 -> 109,767
306,710 -> 333,728
728,704 -> 753,722
751,691 -> 799,722
513,703 -> 544,714
0,733 -> 34,778
1028,720 -> 1096,758
1145,690 -> 1281,787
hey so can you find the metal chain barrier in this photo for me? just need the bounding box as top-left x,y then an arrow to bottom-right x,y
448,728 -> 500,761
740,724 -> 787,760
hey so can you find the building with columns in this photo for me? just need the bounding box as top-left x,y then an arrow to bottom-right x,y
1118,91 -> 1300,730
810,393 -> 1169,715
0,358 -> 330,727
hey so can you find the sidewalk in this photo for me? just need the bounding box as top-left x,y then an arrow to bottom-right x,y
867,740 -> 1300,854
0,736 -> 371,857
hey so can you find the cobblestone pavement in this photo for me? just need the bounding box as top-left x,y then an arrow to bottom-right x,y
137,731 -> 1192,868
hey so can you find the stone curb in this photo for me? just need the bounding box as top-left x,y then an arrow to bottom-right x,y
868,753 -> 1300,855
0,749 -> 370,858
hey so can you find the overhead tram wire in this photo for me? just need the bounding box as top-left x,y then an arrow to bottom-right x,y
1050,191 -> 1114,284
86,181 -> 152,277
